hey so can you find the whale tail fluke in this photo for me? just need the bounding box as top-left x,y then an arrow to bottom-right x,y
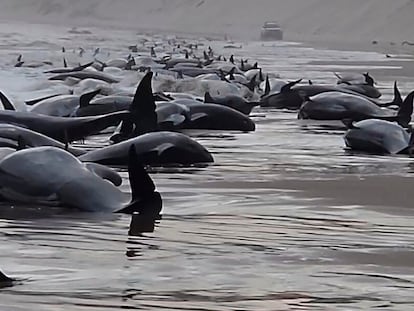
378,81 -> 402,108
397,90 -> 414,128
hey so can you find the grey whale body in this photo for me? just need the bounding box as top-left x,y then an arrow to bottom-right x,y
79,131 -> 214,165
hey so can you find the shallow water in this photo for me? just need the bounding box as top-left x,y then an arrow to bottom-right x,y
1,22 -> 414,310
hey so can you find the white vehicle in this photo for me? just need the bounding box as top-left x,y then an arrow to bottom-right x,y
260,21 -> 283,41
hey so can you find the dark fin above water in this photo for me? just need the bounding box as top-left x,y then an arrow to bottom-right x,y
25,94 -> 62,106
0,270 -> 14,287
79,89 -> 100,108
264,75 -> 270,96
125,58 -> 136,70
128,145 -> 155,200
129,71 -> 158,136
63,58 -> 68,68
333,72 -> 342,81
376,81 -> 402,108
204,92 -> 214,103
116,145 -> 162,215
245,73 -> 258,92
229,55 -> 234,64
397,90 -> 414,128
364,72 -> 375,86
150,47 -> 157,58
390,81 -> 403,107
228,67 -> 236,77
218,69 -> 230,82
281,79 -> 302,93
72,61 -> 94,72
0,91 -> 16,111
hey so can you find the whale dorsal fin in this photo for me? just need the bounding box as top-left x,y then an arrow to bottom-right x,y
0,91 -> 15,111
150,47 -> 157,58
63,58 -> 68,68
116,145 -> 162,215
72,61 -> 94,72
364,72 -> 375,86
25,94 -> 61,106
128,145 -> 155,201
264,75 -> 271,96
129,71 -> 157,136
0,270 -> 13,285
384,81 -> 403,107
204,92 -> 214,103
245,74 -> 257,92
79,89 -> 100,108
258,68 -> 264,82
281,79 -> 302,93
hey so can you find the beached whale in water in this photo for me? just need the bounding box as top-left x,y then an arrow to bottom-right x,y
30,89 -> 101,117
298,90 -> 414,126
344,119 -> 414,154
204,92 -> 260,115
48,70 -> 120,84
0,124 -> 86,156
44,60 -> 94,74
79,131 -> 214,166
260,78 -> 385,109
0,145 -> 161,214
173,99 -> 256,131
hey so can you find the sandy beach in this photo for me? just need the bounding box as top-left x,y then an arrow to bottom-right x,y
0,0 -> 414,54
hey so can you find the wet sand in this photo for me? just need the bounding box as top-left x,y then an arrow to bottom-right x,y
199,174 -> 414,213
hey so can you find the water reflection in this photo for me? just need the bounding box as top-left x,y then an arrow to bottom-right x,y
128,213 -> 162,236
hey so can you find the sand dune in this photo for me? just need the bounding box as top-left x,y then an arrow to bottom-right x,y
0,0 -> 414,45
